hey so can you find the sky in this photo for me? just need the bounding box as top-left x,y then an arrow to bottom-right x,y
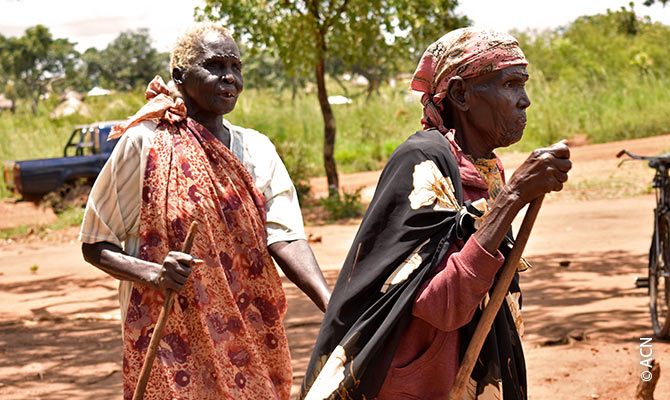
1,0 -> 670,52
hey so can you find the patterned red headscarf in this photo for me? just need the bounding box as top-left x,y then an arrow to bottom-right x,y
410,28 -> 528,133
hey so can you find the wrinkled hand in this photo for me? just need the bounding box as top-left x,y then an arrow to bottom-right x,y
153,251 -> 196,292
505,140 -> 572,206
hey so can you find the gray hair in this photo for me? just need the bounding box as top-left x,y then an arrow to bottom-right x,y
170,22 -> 233,72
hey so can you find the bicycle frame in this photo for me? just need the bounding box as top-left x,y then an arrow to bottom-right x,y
652,163 -> 669,283
618,149 -> 670,337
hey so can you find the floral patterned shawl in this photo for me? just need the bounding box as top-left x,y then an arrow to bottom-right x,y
115,76 -> 292,400
300,128 -> 528,399
300,129 -> 467,399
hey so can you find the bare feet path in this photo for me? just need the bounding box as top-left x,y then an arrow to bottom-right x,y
1,135 -> 669,399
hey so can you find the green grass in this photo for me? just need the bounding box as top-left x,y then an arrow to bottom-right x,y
512,71 -> 670,152
0,206 -> 84,239
4,7 -> 670,200
3,73 -> 670,201
227,73 -> 670,182
224,83 -> 423,180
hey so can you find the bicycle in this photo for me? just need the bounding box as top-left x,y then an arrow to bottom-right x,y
617,149 -> 670,338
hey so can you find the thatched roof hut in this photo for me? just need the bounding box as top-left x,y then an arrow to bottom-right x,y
0,94 -> 14,111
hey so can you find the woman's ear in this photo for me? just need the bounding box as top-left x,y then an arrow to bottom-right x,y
446,76 -> 469,112
172,67 -> 184,85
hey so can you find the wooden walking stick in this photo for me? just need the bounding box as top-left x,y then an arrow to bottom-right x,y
448,197 -> 543,400
132,221 -> 198,400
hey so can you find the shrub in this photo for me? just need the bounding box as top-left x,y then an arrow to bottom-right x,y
319,186 -> 364,221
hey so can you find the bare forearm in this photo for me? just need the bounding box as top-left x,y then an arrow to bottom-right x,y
82,242 -> 161,289
473,188 -> 524,255
268,240 -> 331,312
473,140 -> 572,256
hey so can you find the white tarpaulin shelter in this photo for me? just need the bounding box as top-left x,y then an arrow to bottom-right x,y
328,95 -> 352,105
87,86 -> 111,96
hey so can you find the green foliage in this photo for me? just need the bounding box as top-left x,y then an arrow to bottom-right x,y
239,44 -> 283,89
0,83 -> 421,200
515,72 -> 670,151
509,6 -> 670,150
95,29 -> 170,90
3,5 -> 670,204
200,0 -> 467,81
199,0 -> 468,191
319,186 -> 364,220
49,206 -> 86,228
225,83 -> 422,177
326,0 -> 470,95
0,26 -> 169,105
514,6 -> 670,84
644,0 -> 669,6
67,29 -> 169,91
0,25 -> 78,115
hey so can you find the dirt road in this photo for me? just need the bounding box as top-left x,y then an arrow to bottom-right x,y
1,135 -> 669,399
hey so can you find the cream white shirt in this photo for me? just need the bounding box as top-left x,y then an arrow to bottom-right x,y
79,119 -> 306,319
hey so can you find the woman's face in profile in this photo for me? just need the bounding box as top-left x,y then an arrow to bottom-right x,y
180,31 -> 244,118
466,65 -> 531,150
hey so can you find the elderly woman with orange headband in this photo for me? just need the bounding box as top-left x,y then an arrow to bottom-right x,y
301,28 -> 571,400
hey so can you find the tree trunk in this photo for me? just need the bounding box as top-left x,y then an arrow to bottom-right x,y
30,96 -> 38,116
315,56 -> 339,193
366,78 -> 381,100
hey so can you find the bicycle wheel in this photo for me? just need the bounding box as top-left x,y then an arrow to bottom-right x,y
650,213 -> 670,338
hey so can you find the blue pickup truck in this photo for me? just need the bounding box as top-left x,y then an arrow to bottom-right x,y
3,121 -> 121,204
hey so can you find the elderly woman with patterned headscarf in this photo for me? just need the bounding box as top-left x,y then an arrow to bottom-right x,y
80,23 -> 331,399
301,28 -> 571,399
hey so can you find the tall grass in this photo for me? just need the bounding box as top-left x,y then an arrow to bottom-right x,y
510,7 -> 670,149
226,84 -> 423,179
227,72 -> 670,177
4,7 -> 670,200
2,71 -> 670,200
0,90 -> 145,160
513,71 -> 670,151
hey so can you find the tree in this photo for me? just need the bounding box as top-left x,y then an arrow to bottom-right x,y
643,0 -> 669,6
53,30 -> 168,93
68,47 -> 105,91
239,42 -> 308,99
515,5 -> 670,83
97,29 -> 169,90
199,0 -> 469,192
0,25 -> 78,114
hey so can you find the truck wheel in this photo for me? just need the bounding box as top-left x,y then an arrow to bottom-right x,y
44,181 -> 92,213
64,182 -> 92,208
22,193 -> 45,205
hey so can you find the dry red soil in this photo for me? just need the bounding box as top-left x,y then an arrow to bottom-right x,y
1,135 -> 670,399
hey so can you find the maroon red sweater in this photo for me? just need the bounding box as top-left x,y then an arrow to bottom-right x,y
378,133 -> 507,399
